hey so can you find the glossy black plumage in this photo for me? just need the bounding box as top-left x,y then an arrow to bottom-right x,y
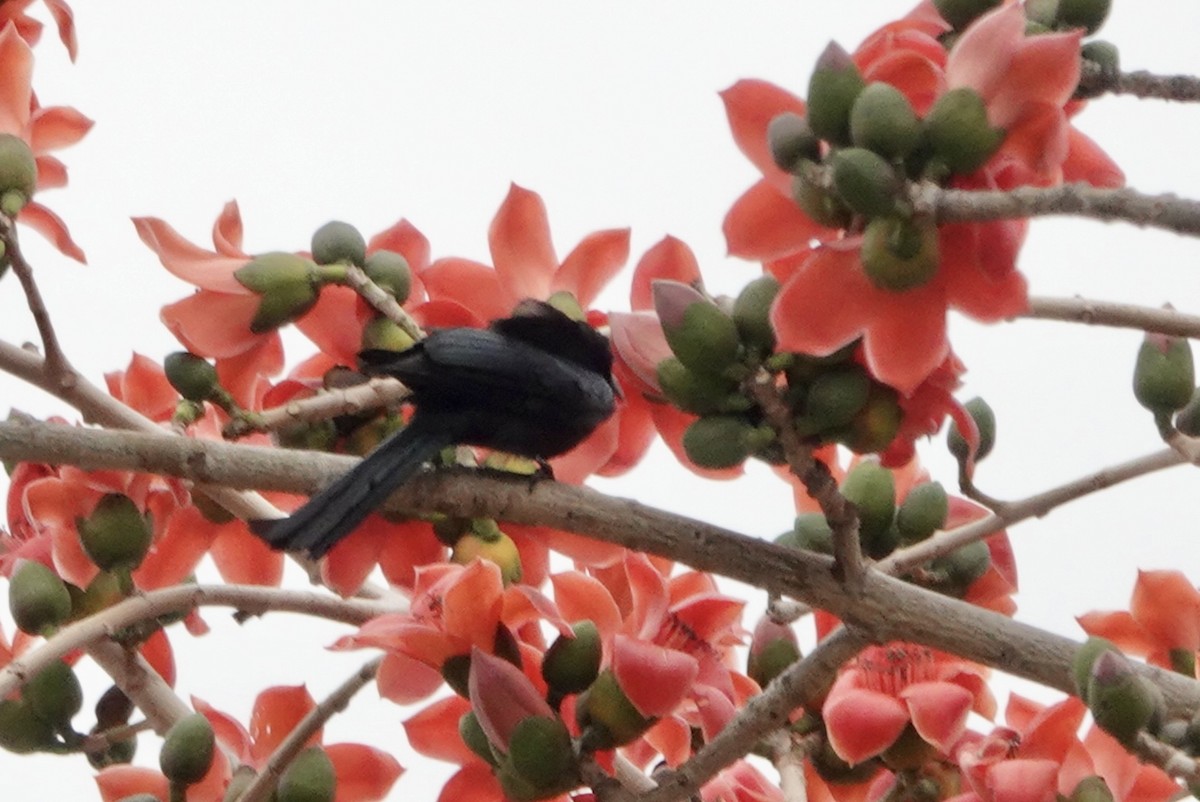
253,301 -> 618,557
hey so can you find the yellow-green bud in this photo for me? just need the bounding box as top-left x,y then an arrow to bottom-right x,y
850,83 -> 922,160
9,560 -> 71,635
747,617 -> 801,688
860,215 -> 940,292
924,88 -> 1005,175
159,713 -> 215,785
76,493 -> 153,572
311,220 -> 366,267
23,659 -> 82,731
732,274 -> 780,354
803,365 -> 872,430
542,620 -> 602,697
841,460 -> 897,559
1133,332 -> 1195,415
234,252 -> 320,333
578,670 -> 654,749
452,530 -> 522,586
1070,777 -> 1115,802
767,113 -> 821,173
363,249 -> 412,303
807,42 -> 866,145
896,481 -> 949,544
839,384 -> 903,455
1081,40 -> 1119,76
163,352 -> 219,402
277,746 -> 337,802
360,316 -> 416,353
933,0 -> 1002,29
926,540 -> 991,597
831,147 -> 903,219
0,134 -> 36,213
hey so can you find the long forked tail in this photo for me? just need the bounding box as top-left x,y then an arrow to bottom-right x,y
252,416 -> 453,558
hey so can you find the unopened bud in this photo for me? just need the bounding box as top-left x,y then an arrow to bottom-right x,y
1133,331 -> 1194,415
542,620 -> 602,697
164,352 -> 219,402
1070,776 -> 1115,802
896,482 -> 949,544
924,88 -> 1005,175
506,716 -> 577,794
926,540 -> 991,597
682,414 -> 771,469
860,215 -> 940,292
653,281 -> 741,377
1056,0 -> 1111,34
841,460 -> 897,559
732,274 -> 780,354
234,252 -> 320,333
933,0 -> 1002,29
277,745 -> 336,802
9,560 -> 71,635
77,493 -> 153,572
850,82 -> 921,160
776,513 -> 834,554
578,670 -> 654,749
360,316 -> 416,353
311,220 -> 366,267
363,249 -> 412,303
791,173 -> 853,229
23,660 -> 83,731
747,617 -> 801,687
0,134 -> 36,213
831,147 -> 903,219
656,357 -> 741,415
802,365 -> 871,431
159,713 -> 215,786
807,42 -> 866,144
1071,636 -> 1117,697
1086,650 -> 1160,745
839,384 -> 903,455
948,397 -> 996,463
768,113 -> 821,173
0,699 -> 56,754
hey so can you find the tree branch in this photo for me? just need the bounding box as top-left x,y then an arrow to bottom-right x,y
1076,62 -> 1200,102
1021,296 -> 1200,339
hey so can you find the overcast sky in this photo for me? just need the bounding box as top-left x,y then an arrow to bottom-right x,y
4,2 -> 1200,800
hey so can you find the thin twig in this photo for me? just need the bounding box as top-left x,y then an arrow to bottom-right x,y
223,376 -> 409,438
78,718 -> 155,753
0,216 -> 72,384
86,640 -> 192,735
1076,62 -> 1200,102
1021,297 -> 1200,339
1133,731 -> 1200,786
235,656 -> 384,802
343,265 -> 425,340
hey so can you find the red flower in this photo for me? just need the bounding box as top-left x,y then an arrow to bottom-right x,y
0,1 -> 76,59
1077,569 -> 1200,672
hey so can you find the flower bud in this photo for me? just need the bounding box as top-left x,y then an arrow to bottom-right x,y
1071,636 -> 1117,697
0,134 -> 36,213
948,397 -> 996,463
360,316 -> 417,353
896,481 -> 949,544
1086,650 -> 1159,745
747,617 -> 801,687
77,493 -> 153,572
860,215 -> 940,292
768,113 -> 821,173
459,711 -> 500,766
542,620 -> 602,697
363,249 -> 412,303
933,0 -> 1002,29
164,351 -> 219,402
653,281 -> 741,377
506,716 -> 577,795
732,274 -> 780,354
841,460 -> 897,559
807,42 -> 866,144
923,88 -> 1004,175
831,147 -> 903,218
578,669 -> 654,749
1082,40 -> 1119,76
656,357 -> 741,415
791,173 -> 853,229
9,560 -> 71,635
0,699 -> 57,754
452,528 -> 523,586
776,513 -> 834,554
683,414 -> 771,469
850,83 -> 921,160
159,713 -> 215,786
1070,777 -> 1115,802
802,365 -> 871,431
311,220 -> 366,267
1056,0 -> 1111,34
925,540 -> 991,597
1133,331 -> 1195,415
838,384 -> 903,455
234,252 -> 321,333
23,659 -> 83,731
277,746 -> 336,802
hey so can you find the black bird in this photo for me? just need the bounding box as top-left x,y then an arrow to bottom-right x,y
253,300 -> 619,558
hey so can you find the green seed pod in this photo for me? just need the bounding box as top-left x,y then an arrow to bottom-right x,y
311,220 -> 366,267
1072,636 -> 1117,697
1087,650 -> 1159,745
896,481 -> 949,544
830,147 -> 903,218
682,414 -> 759,469
0,134 -> 36,211
849,82 -> 922,160
363,249 -> 412,303
9,560 -> 71,635
1133,332 -> 1195,415
776,513 -> 834,554
948,397 -> 996,463
927,540 -> 991,597
76,493 -> 154,572
838,384 -> 903,455
360,316 -> 416,354
507,716 -> 577,792
1056,0 -> 1111,34
840,460 -> 897,559
807,42 -> 866,145
1070,776 -> 1115,802
791,173 -> 853,229
234,252 -> 321,333
923,88 -> 1005,175
542,620 -> 602,697
0,699 -> 57,754
159,713 -> 215,786
578,670 -> 654,749
804,365 -> 872,430
277,746 -> 337,802
656,357 -> 740,415
163,352 -> 219,402
768,113 -> 821,173
860,215 -> 940,293
933,0 -> 1002,29
732,275 -> 781,354
459,711 -> 500,767
23,659 -> 83,731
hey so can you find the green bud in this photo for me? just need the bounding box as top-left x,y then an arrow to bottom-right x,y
933,0 -> 1002,29
747,618 -> 802,688
926,540 -> 991,597
896,481 -> 949,544
542,620 -> 602,697
850,82 -> 922,160
159,713 -> 215,786
1056,0 -> 1111,34
1087,650 -> 1159,745
838,383 -> 903,454
360,316 -> 416,353
9,560 -> 71,635
77,493 -> 153,573
363,249 -> 412,303
791,172 -> 853,228
0,134 -> 36,212
0,699 -> 57,753
578,670 -> 654,749
653,282 -> 741,376
924,88 -> 1005,175
656,357 -> 741,415
234,252 -> 321,333
163,352 -> 219,402
948,397 -> 996,462
860,215 -> 940,292
831,147 -> 903,218
23,659 -> 83,731
1072,636 -> 1117,697
1070,777 -> 1115,802
507,716 -> 577,793
732,275 -> 780,354
277,746 -> 337,802
841,460 -> 897,559
777,513 -> 834,554
1081,40 -> 1119,76
1025,0 -> 1059,26
88,733 -> 137,769
682,414 -> 768,469
803,365 -> 872,430
807,42 -> 866,144
1133,332 -> 1195,415
768,113 -> 821,173
311,220 -> 366,267
459,711 -> 500,767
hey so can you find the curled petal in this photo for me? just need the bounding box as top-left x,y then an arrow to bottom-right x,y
611,635 -> 697,717
29,104 -> 93,150
18,202 -> 86,262
212,200 -> 244,255
901,681 -> 973,752
404,696 -> 475,763
945,5 -> 1025,100
422,258 -> 512,322
0,25 -> 32,136
823,687 -> 910,764
133,216 -> 247,292
1130,569 -> 1200,651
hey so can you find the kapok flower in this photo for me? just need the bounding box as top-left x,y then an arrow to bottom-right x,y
0,1 -> 77,59
822,642 -> 994,766
1077,569 -> 1200,674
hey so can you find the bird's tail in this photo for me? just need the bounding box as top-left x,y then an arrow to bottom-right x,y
251,417 -> 454,558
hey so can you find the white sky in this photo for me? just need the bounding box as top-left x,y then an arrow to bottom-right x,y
4,2 -> 1200,800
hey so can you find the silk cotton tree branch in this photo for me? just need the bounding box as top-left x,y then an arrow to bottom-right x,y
1021,296 -> 1200,340
1075,62 -> 1200,102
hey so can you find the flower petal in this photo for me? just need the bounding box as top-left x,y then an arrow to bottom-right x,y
823,686 -> 910,764
552,228 -> 629,309
489,183 -> 556,301
901,681 -> 973,752
723,180 -> 827,261
325,742 -> 403,802
719,79 -> 805,193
